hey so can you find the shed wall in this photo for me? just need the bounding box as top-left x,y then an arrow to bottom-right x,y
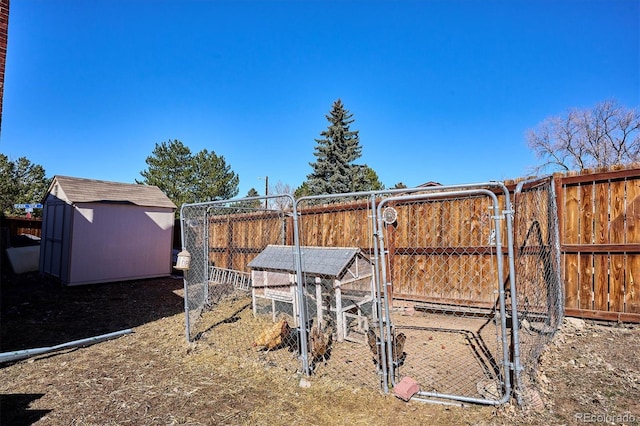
40,201 -> 174,285
65,203 -> 173,285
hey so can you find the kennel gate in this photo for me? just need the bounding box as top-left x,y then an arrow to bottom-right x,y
371,184 -> 519,405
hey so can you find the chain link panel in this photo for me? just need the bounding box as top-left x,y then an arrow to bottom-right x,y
512,177 -> 564,405
376,188 -> 513,405
177,182 -> 559,406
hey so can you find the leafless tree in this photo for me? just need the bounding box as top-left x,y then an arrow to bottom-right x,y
269,180 -> 294,211
526,100 -> 640,174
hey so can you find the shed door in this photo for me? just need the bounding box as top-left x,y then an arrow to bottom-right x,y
40,201 -> 72,281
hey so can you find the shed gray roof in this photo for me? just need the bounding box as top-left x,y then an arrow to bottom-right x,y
247,245 -> 368,277
47,176 -> 177,209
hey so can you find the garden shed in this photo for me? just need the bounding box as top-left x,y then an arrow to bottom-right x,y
248,245 -> 375,342
40,176 -> 177,286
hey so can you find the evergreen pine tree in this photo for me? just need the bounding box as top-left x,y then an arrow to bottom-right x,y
306,99 -> 362,195
0,154 -> 50,217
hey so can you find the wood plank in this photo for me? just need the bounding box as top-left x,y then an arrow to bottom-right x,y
436,256 -> 451,299
448,255 -> 463,301
562,244 -> 640,253
406,253 -> 418,297
514,189 -> 528,252
580,183 -> 594,244
391,254 -> 406,295
423,254 -> 436,298
341,209 -> 353,246
533,187 -> 550,245
560,167 -> 640,185
609,179 -> 626,244
441,198 -> 453,247
407,202 -> 420,247
471,197 -> 489,303
516,252 -> 540,311
627,254 -> 640,313
313,212 -> 324,246
404,252 -> 416,296
225,216 -> 234,269
393,293 -> 496,310
594,181 -> 610,244
433,197 -> 449,247
327,209 -> 338,246
563,183 -> 580,245
452,197 -> 464,247
413,254 -> 427,297
579,253 -> 593,310
338,210 -> 350,246
447,197 -> 470,299
564,253 -> 579,309
593,254 -> 609,311
468,195 -> 483,247
554,175 -> 565,244
352,207 -> 362,248
424,200 -> 438,248
299,212 -> 317,246
609,254 -> 625,313
564,308 -> 640,323
394,203 -> 409,247
470,255 -> 497,303
458,197 -> 472,247
285,215 -> 294,245
627,179 -> 640,243
388,254 -> 402,295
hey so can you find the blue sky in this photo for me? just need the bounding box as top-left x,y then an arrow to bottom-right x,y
2,0 -> 638,197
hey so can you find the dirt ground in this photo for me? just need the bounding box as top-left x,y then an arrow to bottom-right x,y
1,271 -> 639,426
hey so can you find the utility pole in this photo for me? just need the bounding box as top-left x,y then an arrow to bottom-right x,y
259,176 -> 268,209
264,176 -> 268,209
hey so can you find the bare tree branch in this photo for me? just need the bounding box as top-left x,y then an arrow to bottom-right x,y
526,100 -> 640,174
269,180 -> 294,211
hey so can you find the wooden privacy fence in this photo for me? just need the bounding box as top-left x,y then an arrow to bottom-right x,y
206,166 -> 640,323
0,216 -> 42,240
5,167 -> 637,322
553,166 -> 640,321
208,189 -> 526,312
207,210 -> 288,272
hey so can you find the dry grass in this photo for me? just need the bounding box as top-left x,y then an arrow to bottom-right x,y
1,273 -> 638,425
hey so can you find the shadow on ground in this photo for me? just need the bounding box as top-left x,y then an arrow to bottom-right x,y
0,393 -> 51,426
0,271 -> 185,353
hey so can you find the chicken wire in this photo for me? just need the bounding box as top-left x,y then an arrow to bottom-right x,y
177,181 -> 560,406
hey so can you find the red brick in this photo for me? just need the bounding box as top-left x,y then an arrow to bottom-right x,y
393,376 -> 420,401
0,0 -> 8,130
